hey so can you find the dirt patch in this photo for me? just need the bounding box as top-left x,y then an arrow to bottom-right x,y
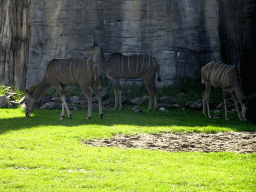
85,132 -> 256,153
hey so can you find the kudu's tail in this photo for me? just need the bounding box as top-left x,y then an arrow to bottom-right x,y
156,61 -> 161,82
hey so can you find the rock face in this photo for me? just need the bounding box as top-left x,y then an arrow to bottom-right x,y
0,0 -> 255,93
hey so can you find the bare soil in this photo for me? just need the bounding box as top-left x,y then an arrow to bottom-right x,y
85,132 -> 256,153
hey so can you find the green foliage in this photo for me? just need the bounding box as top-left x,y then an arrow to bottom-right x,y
0,84 -> 25,101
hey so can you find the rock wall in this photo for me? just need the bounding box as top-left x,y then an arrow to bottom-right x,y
0,0 -> 255,92
0,0 -> 29,89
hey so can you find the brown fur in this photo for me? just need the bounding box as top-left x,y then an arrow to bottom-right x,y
83,40 -> 161,111
20,57 -> 103,119
201,62 -> 247,121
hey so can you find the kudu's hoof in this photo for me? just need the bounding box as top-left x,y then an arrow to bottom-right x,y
86,116 -> 91,119
100,114 -> 103,119
68,115 -> 72,119
59,116 -> 65,120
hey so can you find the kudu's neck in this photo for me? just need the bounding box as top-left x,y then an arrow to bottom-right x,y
235,82 -> 246,104
93,48 -> 107,72
31,76 -> 50,100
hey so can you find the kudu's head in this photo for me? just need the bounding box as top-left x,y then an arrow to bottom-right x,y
242,97 -> 249,121
82,40 -> 104,60
19,88 -> 36,117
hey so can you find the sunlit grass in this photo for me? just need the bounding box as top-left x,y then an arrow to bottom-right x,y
0,107 -> 256,191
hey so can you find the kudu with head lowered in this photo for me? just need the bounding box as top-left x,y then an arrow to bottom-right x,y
83,40 -> 161,111
201,62 -> 247,121
20,57 -> 103,119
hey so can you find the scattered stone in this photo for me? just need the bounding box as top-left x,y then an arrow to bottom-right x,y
0,95 -> 8,108
132,106 -> 143,113
131,97 -> 144,105
70,96 -> 80,104
40,102 -> 55,110
7,101 -> 19,108
185,100 -> 203,109
175,92 -> 186,99
141,96 -> 149,102
159,107 -> 168,112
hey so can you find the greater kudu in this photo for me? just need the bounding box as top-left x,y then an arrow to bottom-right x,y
20,57 -> 103,119
82,40 -> 161,111
201,62 -> 247,121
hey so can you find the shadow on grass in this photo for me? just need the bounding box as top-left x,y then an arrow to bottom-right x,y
0,107 -> 256,135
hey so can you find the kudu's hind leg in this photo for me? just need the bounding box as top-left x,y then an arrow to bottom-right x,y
113,80 -> 122,111
91,83 -> 103,119
144,77 -> 157,111
82,87 -> 92,119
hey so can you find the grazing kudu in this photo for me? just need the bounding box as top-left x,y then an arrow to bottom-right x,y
82,40 -> 161,111
201,62 -> 247,121
19,57 -> 103,120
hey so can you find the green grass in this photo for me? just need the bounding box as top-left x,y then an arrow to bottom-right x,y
0,107 -> 256,191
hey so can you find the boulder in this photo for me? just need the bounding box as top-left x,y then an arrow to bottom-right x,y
7,101 -> 19,108
0,95 -> 8,108
131,97 -> 144,105
40,102 -> 55,110
70,96 -> 80,104
141,96 -> 149,103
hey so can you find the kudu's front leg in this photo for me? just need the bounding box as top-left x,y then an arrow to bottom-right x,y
222,89 -> 228,120
203,84 -> 211,118
113,80 -> 122,111
91,84 -> 103,119
82,87 -> 92,119
232,94 -> 243,121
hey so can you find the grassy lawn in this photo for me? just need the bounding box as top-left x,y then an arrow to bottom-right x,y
0,106 -> 256,192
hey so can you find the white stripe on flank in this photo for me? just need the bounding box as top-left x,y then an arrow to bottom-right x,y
59,60 -> 66,79
128,56 -> 131,73
217,64 -> 226,80
122,57 -> 124,73
222,67 -> 232,83
210,63 -> 217,81
76,59 -> 80,78
87,58 -> 89,69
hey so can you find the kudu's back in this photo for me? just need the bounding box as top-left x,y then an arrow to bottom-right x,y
201,62 -> 240,88
46,58 -> 99,86
106,53 -> 160,79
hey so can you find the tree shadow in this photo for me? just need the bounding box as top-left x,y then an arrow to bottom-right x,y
1,108 -> 256,135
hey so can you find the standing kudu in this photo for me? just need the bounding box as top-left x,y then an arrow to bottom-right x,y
19,57 -> 103,119
82,40 -> 161,111
201,62 -> 247,121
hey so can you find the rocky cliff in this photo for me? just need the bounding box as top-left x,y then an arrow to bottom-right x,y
0,0 -> 255,93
